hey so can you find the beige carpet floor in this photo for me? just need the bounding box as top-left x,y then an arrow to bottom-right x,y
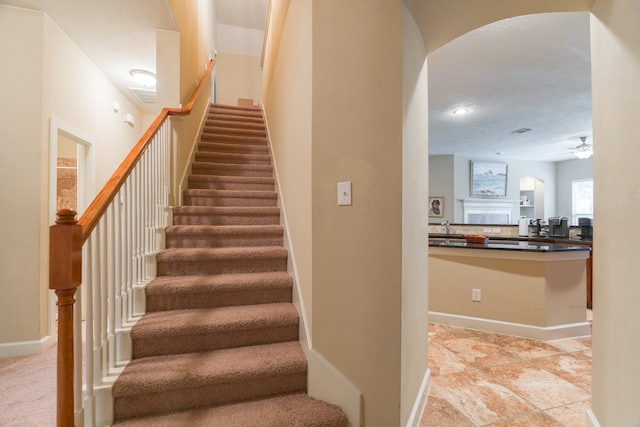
0,344 -> 56,426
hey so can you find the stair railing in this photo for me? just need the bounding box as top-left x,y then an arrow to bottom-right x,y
49,60 -> 215,427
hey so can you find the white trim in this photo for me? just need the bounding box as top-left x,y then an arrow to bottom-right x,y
49,118 -> 96,342
429,311 -> 591,341
261,103 -> 362,427
405,369 -> 431,427
0,335 -> 55,358
585,409 -> 601,427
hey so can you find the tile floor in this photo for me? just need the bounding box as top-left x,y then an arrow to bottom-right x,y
421,316 -> 592,426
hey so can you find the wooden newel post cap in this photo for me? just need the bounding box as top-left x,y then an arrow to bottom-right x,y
50,209 -> 82,291
55,209 -> 78,225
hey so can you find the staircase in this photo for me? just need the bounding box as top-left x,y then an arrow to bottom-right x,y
111,104 -> 347,426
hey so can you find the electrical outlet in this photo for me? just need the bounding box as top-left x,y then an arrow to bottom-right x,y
472,288 -> 481,302
483,227 -> 492,233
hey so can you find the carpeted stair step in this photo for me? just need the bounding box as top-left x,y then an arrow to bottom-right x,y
187,175 -> 275,191
209,105 -> 263,117
200,132 -> 268,145
207,109 -> 264,120
156,246 -> 288,276
111,393 -> 348,427
191,161 -> 273,177
202,125 -> 266,138
112,341 -> 307,421
131,303 -> 299,358
145,272 -> 293,312
172,206 -> 281,226
183,189 -> 278,207
197,141 -> 269,155
195,151 -> 271,165
205,118 -> 265,131
166,225 -> 284,248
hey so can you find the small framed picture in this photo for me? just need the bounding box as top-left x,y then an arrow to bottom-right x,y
428,197 -> 444,218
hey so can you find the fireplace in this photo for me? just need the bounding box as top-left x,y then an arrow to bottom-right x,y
463,198 -> 519,224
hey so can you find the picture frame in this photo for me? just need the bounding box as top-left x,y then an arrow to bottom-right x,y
428,197 -> 444,217
470,161 -> 508,197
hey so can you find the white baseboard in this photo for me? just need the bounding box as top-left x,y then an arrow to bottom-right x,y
586,409 -> 601,427
306,349 -> 363,427
405,369 -> 431,427
429,311 -> 591,341
0,334 -> 55,358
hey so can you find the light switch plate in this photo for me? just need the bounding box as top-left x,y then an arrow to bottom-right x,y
337,182 -> 352,206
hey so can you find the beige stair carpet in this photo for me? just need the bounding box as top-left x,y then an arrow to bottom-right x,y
111,104 -> 346,426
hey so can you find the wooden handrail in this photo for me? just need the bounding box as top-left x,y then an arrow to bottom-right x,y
49,59 -> 215,427
78,59 -> 215,242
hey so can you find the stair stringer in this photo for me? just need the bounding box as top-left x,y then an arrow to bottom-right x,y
262,106 -> 363,427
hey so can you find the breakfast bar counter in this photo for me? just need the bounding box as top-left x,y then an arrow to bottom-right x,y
428,238 -> 591,340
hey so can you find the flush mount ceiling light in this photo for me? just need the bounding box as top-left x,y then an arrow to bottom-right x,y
129,69 -> 156,87
574,136 -> 593,159
452,107 -> 471,116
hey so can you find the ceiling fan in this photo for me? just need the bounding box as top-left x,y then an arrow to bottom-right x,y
572,136 -> 593,159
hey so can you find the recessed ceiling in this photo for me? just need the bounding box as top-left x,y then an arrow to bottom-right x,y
428,12 -> 592,162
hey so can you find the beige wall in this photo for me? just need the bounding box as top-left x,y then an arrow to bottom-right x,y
0,7 -> 47,346
311,2 -> 403,425
262,0 -> 314,335
215,52 -> 262,106
0,6 -> 144,351
264,0 -> 405,424
590,1 -> 640,425
167,0 -> 216,204
169,0 -> 217,103
265,0 -> 640,425
401,3 -> 430,425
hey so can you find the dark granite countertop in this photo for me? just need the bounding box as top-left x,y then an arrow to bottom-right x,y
428,233 -> 592,245
429,238 -> 591,253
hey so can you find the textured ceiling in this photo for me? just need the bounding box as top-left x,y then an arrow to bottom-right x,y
428,12 -> 592,162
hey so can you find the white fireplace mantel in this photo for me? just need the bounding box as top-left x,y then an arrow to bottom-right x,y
463,198 -> 520,224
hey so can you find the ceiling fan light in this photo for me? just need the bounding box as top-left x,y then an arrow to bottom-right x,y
574,143 -> 593,159
130,69 -> 156,87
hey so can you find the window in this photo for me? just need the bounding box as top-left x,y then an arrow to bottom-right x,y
572,179 -> 593,224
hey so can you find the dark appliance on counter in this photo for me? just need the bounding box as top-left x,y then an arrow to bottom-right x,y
549,216 -> 569,238
579,217 -> 593,240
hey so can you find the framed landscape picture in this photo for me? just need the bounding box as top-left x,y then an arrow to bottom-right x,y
470,161 -> 508,197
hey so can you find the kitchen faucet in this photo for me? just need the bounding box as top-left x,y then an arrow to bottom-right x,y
441,221 -> 450,235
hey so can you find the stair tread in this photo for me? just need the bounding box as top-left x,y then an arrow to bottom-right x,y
113,341 -> 306,397
197,141 -> 270,153
146,272 -> 293,296
111,393 -> 347,427
183,189 -> 278,198
166,224 -> 284,235
192,161 -> 273,169
132,303 -> 298,339
188,174 -> 275,183
157,246 -> 289,260
173,206 -> 280,215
